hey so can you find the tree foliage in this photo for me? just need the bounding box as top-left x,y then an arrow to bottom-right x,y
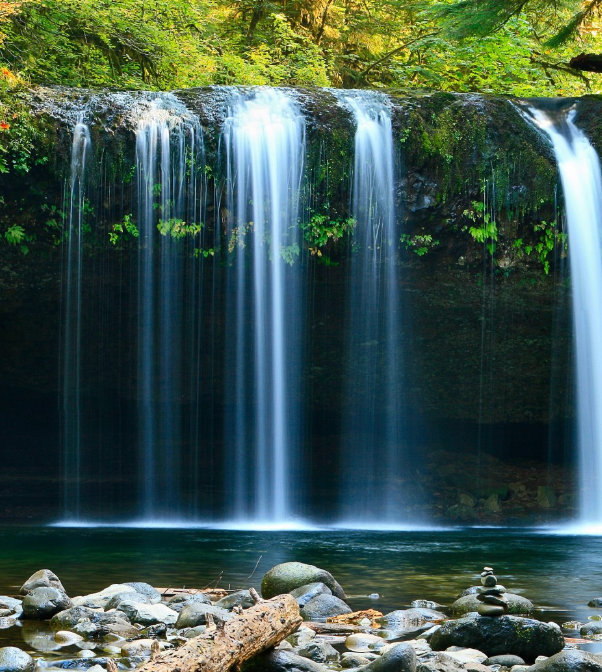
0,0 -> 601,94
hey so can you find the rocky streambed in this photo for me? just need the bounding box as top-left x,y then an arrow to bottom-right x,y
1,562 -> 602,672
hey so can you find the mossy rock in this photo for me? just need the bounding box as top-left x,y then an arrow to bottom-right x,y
261,562 -> 345,600
451,592 -> 533,616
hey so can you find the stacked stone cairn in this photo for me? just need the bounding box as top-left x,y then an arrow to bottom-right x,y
476,566 -> 509,617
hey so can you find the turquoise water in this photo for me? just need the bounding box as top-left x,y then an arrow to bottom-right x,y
1,528 -> 601,656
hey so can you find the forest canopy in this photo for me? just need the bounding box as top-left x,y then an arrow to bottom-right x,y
0,0 -> 601,94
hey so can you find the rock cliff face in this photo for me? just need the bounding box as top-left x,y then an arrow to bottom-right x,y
0,86 -> 590,522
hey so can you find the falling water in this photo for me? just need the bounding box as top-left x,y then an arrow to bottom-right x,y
135,95 -> 202,519
338,92 -> 406,523
526,104 -> 602,531
223,89 -> 305,525
61,117 -> 92,520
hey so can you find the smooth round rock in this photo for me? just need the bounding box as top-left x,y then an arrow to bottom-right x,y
580,622 -> 602,637
527,650 -> 602,672
242,649 -> 326,672
215,590 -> 255,610
261,562 -> 345,600
118,601 -> 177,626
175,604 -> 231,629
430,614 -> 564,660
362,642 -> 417,672
485,655 -> 526,666
296,641 -> 339,663
20,570 -> 66,596
342,652 -> 371,668
481,575 -> 497,587
0,648 -> 35,672
345,633 -> 387,653
289,583 -> 332,609
105,591 -> 152,611
300,594 -> 352,621
22,587 -> 72,619
77,650 -> 96,659
452,593 -> 533,616
168,594 -> 212,613
123,583 -> 161,603
121,639 -> 157,657
588,598 -> 602,608
55,631 -> 85,645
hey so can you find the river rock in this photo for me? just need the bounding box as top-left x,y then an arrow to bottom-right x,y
71,584 -> 137,608
362,642 -> 417,672
341,652 -> 372,668
22,586 -> 72,619
451,593 -> 533,616
417,651 -> 466,672
168,593 -> 212,613
0,648 -> 35,672
50,605 -> 132,630
412,601 -> 443,610
287,626 -> 316,648
261,562 -> 345,600
104,591 -> 152,611
215,590 -> 255,610
588,599 -> 602,608
300,594 -> 352,620
290,583 -> 332,609
296,641 -> 339,664
486,655 -> 526,666
55,631 -> 85,645
444,648 -> 487,664
381,608 -> 446,626
430,614 -> 564,661
526,650 -> 602,672
175,603 -> 231,628
123,583 -> 161,603
117,601 -> 178,626
457,585 -> 506,599
0,598 -> 21,612
20,569 -> 66,596
121,639 -> 159,657
182,625 -> 207,638
345,633 -> 387,653
580,622 -> 602,637
241,649 -> 327,672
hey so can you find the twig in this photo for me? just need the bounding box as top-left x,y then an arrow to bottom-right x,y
249,588 -> 263,604
237,555 -> 263,590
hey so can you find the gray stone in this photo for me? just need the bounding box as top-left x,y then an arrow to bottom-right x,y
457,585 -> 506,599
345,633 -> 387,653
443,648 -> 487,664
241,649 -> 326,672
588,599 -> 602,608
104,591 -> 152,611
477,604 -> 506,617
20,569 -> 66,596
417,651 -> 465,672
0,598 -> 21,611
215,590 -> 255,610
362,643 -> 417,672
71,583 -> 137,609
0,648 -> 34,672
300,594 -> 352,621
381,609 -> 446,626
182,625 -> 207,638
580,622 -> 602,638
175,603 -> 231,628
430,614 -> 564,661
117,601 -> 178,626
287,626 -> 316,648
412,601 -> 443,610
123,583 -> 161,603
168,593 -> 212,613
50,605 -> 132,629
261,562 -> 345,600
527,650 -> 602,672
486,655 -> 526,666
22,587 -> 72,619
121,639 -> 160,657
296,641 -> 339,664
54,631 -> 85,645
342,653 -> 371,668
290,583 -> 332,609
452,593 -> 533,616
481,573 -> 498,586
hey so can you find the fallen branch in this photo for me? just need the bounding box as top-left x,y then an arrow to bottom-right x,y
137,594 -> 301,672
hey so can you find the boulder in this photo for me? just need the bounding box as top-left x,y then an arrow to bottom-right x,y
0,598 -> 21,612
123,583 -> 161,603
20,569 -> 66,596
345,633 -> 387,653
104,591 -> 152,611
588,599 -> 602,608
215,590 -> 255,610
117,601 -> 178,626
22,587 -> 72,619
289,584 -> 332,609
300,594 -> 352,621
580,622 -> 602,638
362,643 -> 417,672
241,649 -> 327,672
451,593 -> 533,616
168,593 -> 212,613
71,584 -> 137,609
341,652 -> 371,668
430,614 -> 564,661
287,626 -> 316,648
261,562 -> 345,600
175,603 -> 231,628
0,648 -> 35,672
50,605 -> 132,630
527,650 -> 602,672
296,641 -> 339,664
417,651 -> 465,672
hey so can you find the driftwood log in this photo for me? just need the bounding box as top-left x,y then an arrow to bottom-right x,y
137,589 -> 302,672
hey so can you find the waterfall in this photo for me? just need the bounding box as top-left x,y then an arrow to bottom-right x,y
135,95 -> 203,520
223,88 -> 306,526
61,117 -> 91,520
337,92 -> 407,523
525,104 -> 602,530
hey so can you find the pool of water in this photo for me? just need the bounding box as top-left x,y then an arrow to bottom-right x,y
1,527 -> 602,658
